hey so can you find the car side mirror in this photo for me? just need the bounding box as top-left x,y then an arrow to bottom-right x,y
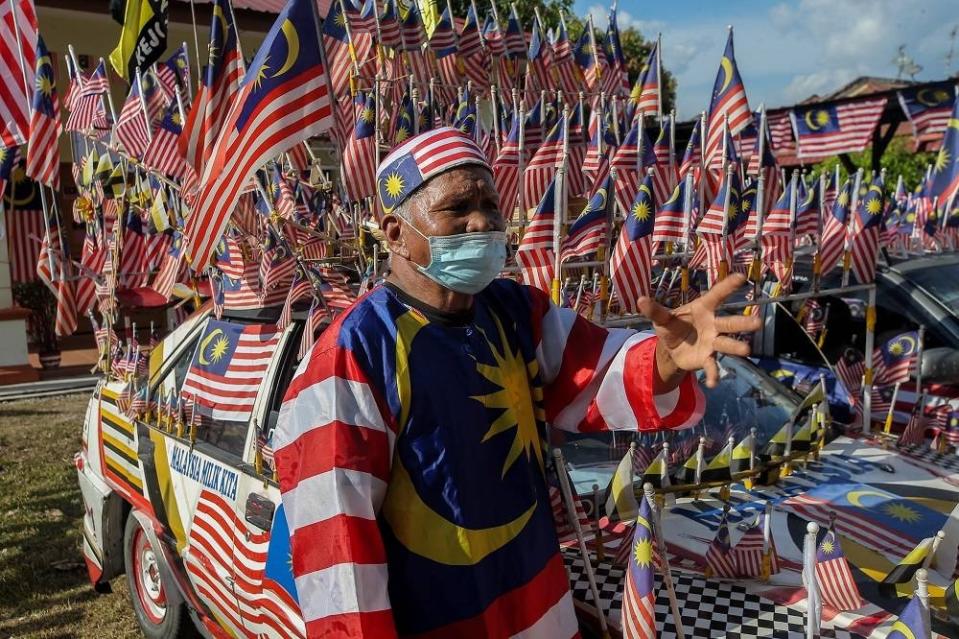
244,492 -> 275,531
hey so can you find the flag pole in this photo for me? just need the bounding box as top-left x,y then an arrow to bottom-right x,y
187,0 -> 203,90
883,381 -> 902,436
749,106 -> 768,303
813,170 -> 826,292
551,107 -> 570,305
10,0 -> 57,281
841,168 -> 864,288
553,448 -> 611,639
861,284 -> 877,434
135,68 -> 153,144
643,483 -> 686,639
516,93 -> 527,226
656,33 -> 663,120
802,521 -> 822,639
680,170 -> 694,304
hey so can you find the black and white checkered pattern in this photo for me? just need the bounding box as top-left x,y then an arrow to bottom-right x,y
897,444 -> 959,472
562,550 -> 865,638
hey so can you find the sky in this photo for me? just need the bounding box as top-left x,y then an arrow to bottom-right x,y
573,0 -> 959,119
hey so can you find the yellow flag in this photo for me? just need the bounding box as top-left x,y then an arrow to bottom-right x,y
604,449 -> 639,521
109,0 -> 168,81
150,188 -> 169,232
419,0 -> 440,39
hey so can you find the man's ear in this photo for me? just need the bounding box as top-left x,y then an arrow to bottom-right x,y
381,213 -> 410,259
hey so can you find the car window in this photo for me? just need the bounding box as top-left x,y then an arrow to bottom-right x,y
904,262 -> 959,314
178,319 -> 282,459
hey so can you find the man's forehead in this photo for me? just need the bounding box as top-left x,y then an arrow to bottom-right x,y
429,167 -> 495,193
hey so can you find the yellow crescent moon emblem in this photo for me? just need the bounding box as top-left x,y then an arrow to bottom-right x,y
380,310 -> 537,566
592,187 -> 607,212
897,335 -> 917,354
213,4 -> 229,36
719,56 -> 734,94
805,109 -> 823,131
915,88 -> 946,107
272,18 -> 300,78
948,118 -> 959,131
198,328 -> 225,366
846,489 -> 890,509
5,169 -> 37,208
889,620 -> 916,639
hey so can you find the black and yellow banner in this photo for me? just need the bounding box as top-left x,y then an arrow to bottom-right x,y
109,0 -> 169,81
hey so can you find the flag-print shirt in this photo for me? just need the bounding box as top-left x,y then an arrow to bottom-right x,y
274,278 -> 705,638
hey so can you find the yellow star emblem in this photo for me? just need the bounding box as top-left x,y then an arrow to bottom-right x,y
209,336 -> 230,362
384,172 -> 405,200
883,502 -> 920,523
631,200 -> 651,221
866,198 -> 882,216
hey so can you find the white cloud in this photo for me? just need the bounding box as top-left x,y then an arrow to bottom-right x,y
632,0 -> 959,119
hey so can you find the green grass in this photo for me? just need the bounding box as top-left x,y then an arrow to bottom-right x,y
0,395 -> 139,638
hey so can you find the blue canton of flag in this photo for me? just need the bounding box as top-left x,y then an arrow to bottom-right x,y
620,496 -> 657,638
930,95 -> 959,203
561,174 -> 612,261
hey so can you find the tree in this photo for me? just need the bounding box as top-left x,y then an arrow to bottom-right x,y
445,0 -> 677,113
812,138 -> 935,191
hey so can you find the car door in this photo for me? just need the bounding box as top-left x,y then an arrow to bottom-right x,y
140,315 -> 283,635
228,321 -> 308,637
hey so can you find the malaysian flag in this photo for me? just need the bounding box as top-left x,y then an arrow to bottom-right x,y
64,59 -> 109,132
114,72 -> 152,159
182,320 -> 280,421
815,526 -> 864,611
561,174 -> 612,261
620,496 -> 657,639
747,112 -> 781,215
156,43 -> 190,101
278,267 -> 315,330
526,15 -> 550,94
704,30 -> 751,167
76,226 -> 104,314
516,176 -> 557,294
818,178 -> 852,278
611,117 -> 656,218
729,515 -> 779,578
150,230 -> 185,299
399,1 -> 432,89
492,111 -> 520,216
378,0 -> 401,49
522,112 -> 565,211
651,120 -> 676,203
458,5 -> 488,92
849,177 -> 884,284
631,41 -> 660,117
25,35 -> 60,189
875,331 -> 919,385
0,0 -> 37,146
119,211 -> 148,288
482,12 -> 504,57
429,7 -> 459,100
612,172 -> 656,313
259,228 -> 296,293
697,170 -> 743,285
504,4 -> 526,60
552,17 -> 579,96
705,511 -> 737,578
341,92 -> 376,204
179,0 -> 243,176
653,178 -> 690,245
186,491 -> 305,638
930,96 -> 959,204
679,118 -> 701,180
836,347 -> 865,405
143,100 -> 192,180
548,466 -> 591,547
603,8 -> 630,97
184,0 -> 333,270
897,82 -> 956,143
799,298 -> 826,341
792,98 -> 887,161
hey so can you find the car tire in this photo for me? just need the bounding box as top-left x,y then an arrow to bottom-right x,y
124,513 -> 197,639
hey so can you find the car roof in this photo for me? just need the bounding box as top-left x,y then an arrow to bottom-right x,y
884,251 -> 959,275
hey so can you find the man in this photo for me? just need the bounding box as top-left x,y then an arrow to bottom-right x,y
275,128 -> 759,638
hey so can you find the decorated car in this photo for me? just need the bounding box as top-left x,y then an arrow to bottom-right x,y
76,307 -> 310,638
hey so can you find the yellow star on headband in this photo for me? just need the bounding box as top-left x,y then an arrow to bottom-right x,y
384,172 -> 405,200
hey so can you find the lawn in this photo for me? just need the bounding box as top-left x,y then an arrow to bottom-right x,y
0,394 -> 139,638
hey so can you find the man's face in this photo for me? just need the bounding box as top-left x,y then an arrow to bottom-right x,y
385,165 -> 504,267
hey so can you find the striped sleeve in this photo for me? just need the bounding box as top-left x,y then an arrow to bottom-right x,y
527,285 -> 705,433
273,341 -> 399,639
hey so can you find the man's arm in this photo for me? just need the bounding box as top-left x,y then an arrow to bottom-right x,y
273,344 -> 399,639
527,287 -> 705,433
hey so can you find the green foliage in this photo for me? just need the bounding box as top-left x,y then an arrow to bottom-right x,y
812,138 -> 935,191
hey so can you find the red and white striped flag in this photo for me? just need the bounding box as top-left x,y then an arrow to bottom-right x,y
64,59 -> 109,133
521,113 -> 566,210
0,0 -> 37,146
114,72 -> 152,159
179,0 -> 243,176
792,99 -> 887,161
515,177 -> 557,293
492,112 -> 520,216
184,0 -> 333,270
815,527 -> 864,611
25,35 -> 60,189
341,92 -> 376,203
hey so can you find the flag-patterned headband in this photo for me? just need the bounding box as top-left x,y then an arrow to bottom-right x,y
376,127 -> 489,214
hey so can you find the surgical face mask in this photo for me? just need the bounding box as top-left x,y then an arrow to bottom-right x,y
402,218 -> 508,294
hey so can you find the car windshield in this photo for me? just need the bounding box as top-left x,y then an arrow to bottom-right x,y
560,354 -> 801,494
903,261 -> 959,313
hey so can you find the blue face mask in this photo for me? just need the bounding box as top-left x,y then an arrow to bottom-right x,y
403,220 -> 508,294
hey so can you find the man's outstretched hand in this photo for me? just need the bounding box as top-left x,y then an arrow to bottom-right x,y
637,273 -> 762,392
